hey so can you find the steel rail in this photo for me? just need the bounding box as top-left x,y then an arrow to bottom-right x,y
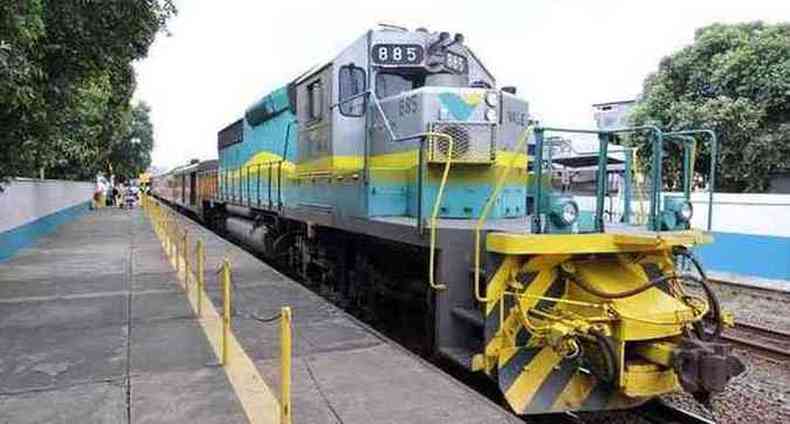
721,321 -> 790,359
707,277 -> 790,297
635,399 -> 717,424
735,321 -> 790,339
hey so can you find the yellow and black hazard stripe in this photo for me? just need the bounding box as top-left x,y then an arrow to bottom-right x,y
483,255 -> 568,375
484,253 -> 648,414
499,346 -> 566,413
499,347 -> 644,414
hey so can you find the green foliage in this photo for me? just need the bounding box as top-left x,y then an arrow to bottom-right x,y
0,0 -> 175,184
630,22 -> 790,192
108,102 -> 155,179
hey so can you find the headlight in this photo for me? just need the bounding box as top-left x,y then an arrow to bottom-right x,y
677,201 -> 693,222
485,91 -> 498,107
485,108 -> 497,122
560,201 -> 579,225
661,196 -> 693,230
550,198 -> 579,227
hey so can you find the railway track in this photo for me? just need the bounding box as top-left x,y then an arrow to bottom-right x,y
708,277 -> 790,299
722,321 -> 790,360
635,399 -> 716,424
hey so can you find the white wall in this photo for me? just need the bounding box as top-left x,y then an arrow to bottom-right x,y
688,192 -> 790,237
0,178 -> 94,233
574,192 -> 790,237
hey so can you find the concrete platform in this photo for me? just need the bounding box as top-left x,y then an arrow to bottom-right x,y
0,209 -> 247,423
0,207 -> 519,423
171,208 -> 521,424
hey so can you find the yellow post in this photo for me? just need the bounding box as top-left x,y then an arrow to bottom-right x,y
221,259 -> 231,366
280,306 -> 292,424
171,217 -> 177,262
164,217 -> 170,253
182,229 -> 189,285
164,214 -> 169,248
171,219 -> 178,268
175,226 -> 181,276
196,239 -> 205,317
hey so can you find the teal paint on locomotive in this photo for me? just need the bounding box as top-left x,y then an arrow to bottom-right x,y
218,86 -> 297,205
214,29 -> 540,223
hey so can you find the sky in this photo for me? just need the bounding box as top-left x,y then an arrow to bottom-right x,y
133,0 -> 790,170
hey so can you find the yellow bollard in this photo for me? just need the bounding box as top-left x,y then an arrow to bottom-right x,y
182,229 -> 189,285
196,239 -> 205,317
171,220 -> 178,268
175,225 -> 181,274
221,259 -> 231,366
164,218 -> 170,254
165,216 -> 170,249
280,306 -> 292,424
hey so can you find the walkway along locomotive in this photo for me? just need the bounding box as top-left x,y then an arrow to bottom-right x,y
152,26 -> 745,415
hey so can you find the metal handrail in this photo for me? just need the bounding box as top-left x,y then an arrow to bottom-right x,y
533,126 -> 664,232
664,130 -> 718,231
473,126 -> 533,302
426,132 -> 454,291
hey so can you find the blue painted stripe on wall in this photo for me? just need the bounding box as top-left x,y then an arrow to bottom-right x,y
696,231 -> 790,280
0,201 -> 91,261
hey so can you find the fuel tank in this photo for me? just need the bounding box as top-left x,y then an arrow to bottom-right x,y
226,216 -> 267,251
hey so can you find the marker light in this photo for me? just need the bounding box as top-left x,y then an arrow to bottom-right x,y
485,91 -> 498,107
678,201 -> 693,222
550,198 -> 579,227
560,201 -> 579,225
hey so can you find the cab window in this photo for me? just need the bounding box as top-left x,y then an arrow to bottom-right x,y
338,64 -> 367,117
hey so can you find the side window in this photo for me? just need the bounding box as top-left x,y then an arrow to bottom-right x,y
338,64 -> 367,117
308,80 -> 323,121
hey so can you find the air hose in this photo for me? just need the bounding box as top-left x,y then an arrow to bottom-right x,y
570,271 -> 679,299
567,250 -> 723,340
673,247 -> 723,341
581,330 -> 618,385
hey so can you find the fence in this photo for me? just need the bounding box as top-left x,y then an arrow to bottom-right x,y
140,194 -> 292,424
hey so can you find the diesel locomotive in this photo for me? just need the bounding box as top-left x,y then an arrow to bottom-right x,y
152,26 -> 744,415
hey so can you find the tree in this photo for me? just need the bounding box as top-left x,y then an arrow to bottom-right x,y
0,0 -> 175,185
107,102 -> 156,179
629,22 -> 790,192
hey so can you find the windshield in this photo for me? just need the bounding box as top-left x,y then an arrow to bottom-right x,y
375,71 -> 470,99
375,73 -> 424,98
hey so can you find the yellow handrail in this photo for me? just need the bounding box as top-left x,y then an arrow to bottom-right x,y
473,126 -> 534,302
426,131 -> 455,291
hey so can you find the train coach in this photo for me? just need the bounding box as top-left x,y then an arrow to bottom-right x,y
151,159 -> 218,216
152,25 -> 745,416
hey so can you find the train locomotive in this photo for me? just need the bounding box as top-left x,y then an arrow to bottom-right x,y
152,26 -> 745,416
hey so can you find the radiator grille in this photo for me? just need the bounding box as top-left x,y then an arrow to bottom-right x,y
428,122 -> 495,164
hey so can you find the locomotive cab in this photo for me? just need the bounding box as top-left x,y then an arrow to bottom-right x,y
365,30 -> 533,221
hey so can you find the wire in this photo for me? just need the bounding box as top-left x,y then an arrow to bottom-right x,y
673,247 -> 723,341
591,330 -> 618,384
570,270 -> 678,299
568,268 -> 715,327
246,312 -> 281,324
225,269 -> 284,325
